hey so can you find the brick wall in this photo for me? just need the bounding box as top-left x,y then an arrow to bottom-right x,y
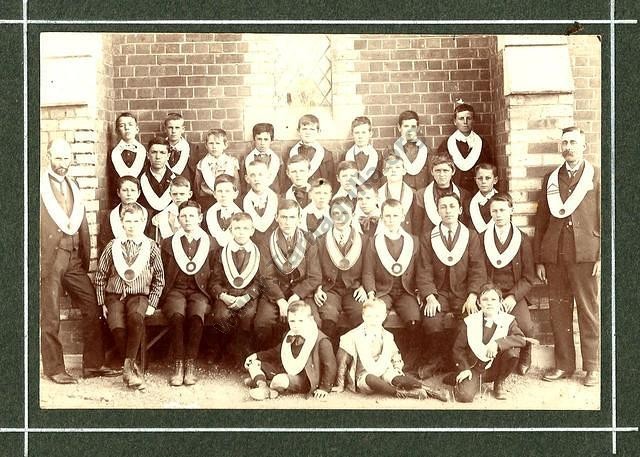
109,33 -> 495,162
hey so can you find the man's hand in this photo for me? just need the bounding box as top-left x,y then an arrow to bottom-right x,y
456,369 -> 472,383
230,294 -> 250,311
485,341 -> 498,358
462,294 -> 478,315
502,295 -> 517,313
145,305 -> 155,316
423,294 -> 441,318
244,353 -> 258,369
220,292 -> 236,306
536,264 -> 547,283
277,299 -> 289,323
313,389 -> 329,400
592,260 -> 601,277
353,286 -> 367,303
367,290 -> 376,300
287,294 -> 301,305
314,286 -> 327,307
101,305 -> 108,319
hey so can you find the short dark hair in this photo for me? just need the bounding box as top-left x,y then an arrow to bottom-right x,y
117,176 -> 141,192
278,198 -> 301,215
380,198 -> 403,214
116,112 -> 137,125
474,162 -> 498,177
170,175 -> 191,189
206,128 -> 228,144
147,136 -> 170,151
478,282 -> 503,300
119,202 -> 144,219
351,116 -> 372,131
252,123 -> 274,140
287,300 -> 312,316
357,182 -> 378,194
298,114 -> 320,129
383,153 -> 405,169
287,154 -> 310,168
488,192 -> 513,209
436,192 -> 461,207
430,154 -> 455,172
397,110 -> 419,126
164,112 -> 184,126
330,196 -> 355,214
214,173 -> 237,191
337,160 -> 359,175
453,103 -> 475,118
230,212 -> 254,225
562,126 -> 585,136
178,200 -> 202,215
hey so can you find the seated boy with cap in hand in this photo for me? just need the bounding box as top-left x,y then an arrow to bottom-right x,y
244,300 -> 336,401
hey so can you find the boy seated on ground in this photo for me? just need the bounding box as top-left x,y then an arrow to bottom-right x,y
244,300 -> 336,401
450,282 -> 526,402
151,176 -> 193,242
314,196 -> 367,335
94,203 -> 165,390
211,213 -> 277,365
333,298 -> 449,401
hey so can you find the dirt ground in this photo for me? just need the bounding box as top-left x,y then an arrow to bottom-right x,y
40,358 -> 600,410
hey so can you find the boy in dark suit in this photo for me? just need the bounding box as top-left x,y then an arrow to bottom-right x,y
534,126 -> 600,387
242,160 -> 279,247
418,192 -> 487,379
377,154 -> 417,234
314,197 -> 368,335
344,116 -> 383,187
483,192 -> 536,375
160,200 -> 217,386
243,122 -> 283,195
353,183 -> 381,238
164,112 -> 202,186
253,199 -> 322,350
300,177 -> 333,240
288,114 -> 337,189
391,110 -> 431,190
138,136 -> 175,223
451,283 -> 526,402
244,300 -> 337,401
108,112 -> 146,206
362,199 -> 424,369
468,163 -> 499,234
437,102 -> 493,193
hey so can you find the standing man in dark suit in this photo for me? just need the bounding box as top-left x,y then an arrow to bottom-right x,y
534,127 -> 600,387
40,139 -> 118,383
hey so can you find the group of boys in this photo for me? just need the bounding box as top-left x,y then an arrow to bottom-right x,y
40,102 -> 600,403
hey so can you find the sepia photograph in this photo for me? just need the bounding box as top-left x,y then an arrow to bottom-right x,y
39,31 -> 601,410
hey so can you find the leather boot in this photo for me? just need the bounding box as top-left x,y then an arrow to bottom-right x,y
123,358 -> 133,385
170,360 -> 184,387
517,343 -> 532,375
126,358 -> 143,388
183,359 -> 197,386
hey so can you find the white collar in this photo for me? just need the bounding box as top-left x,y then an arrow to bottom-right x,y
222,239 -> 260,288
374,228 -> 413,276
447,130 -> 483,172
430,223 -> 470,266
290,141 -> 325,177
171,228 -> 210,275
392,136 -> 429,175
483,221 -> 522,269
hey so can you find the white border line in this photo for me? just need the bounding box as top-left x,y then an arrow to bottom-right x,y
22,0 -> 29,455
0,19 -> 637,25
0,427 -> 638,433
610,0 -> 617,455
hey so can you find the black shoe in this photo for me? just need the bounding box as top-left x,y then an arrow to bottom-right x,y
48,372 -> 77,384
583,371 -> 599,387
82,366 -> 123,378
542,369 -> 573,382
494,381 -> 507,400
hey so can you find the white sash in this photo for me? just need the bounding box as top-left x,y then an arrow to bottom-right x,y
111,139 -> 146,177
392,137 -> 429,176
112,237 -> 152,282
469,189 -> 496,233
281,324 -> 319,376
422,182 -> 462,226
447,130 -> 483,172
269,229 -> 307,274
243,189 -> 278,233
40,173 -> 85,235
374,229 -> 413,277
354,326 -> 396,377
378,182 -> 414,217
289,141 -> 325,177
206,202 -> 241,246
465,311 -> 514,367
151,203 -> 179,239
140,171 -> 174,211
111,204 -> 149,239
221,240 -> 260,289
326,228 -> 363,271
345,144 -> 378,184
171,228 -> 210,275
546,161 -> 595,218
483,221 -> 522,270
300,202 -> 332,237
245,148 -> 280,187
198,153 -> 237,191
430,223 -> 469,267
168,137 -> 190,175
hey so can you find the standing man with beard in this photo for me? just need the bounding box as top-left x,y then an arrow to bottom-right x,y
534,127 -> 600,387
40,139 -> 119,383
